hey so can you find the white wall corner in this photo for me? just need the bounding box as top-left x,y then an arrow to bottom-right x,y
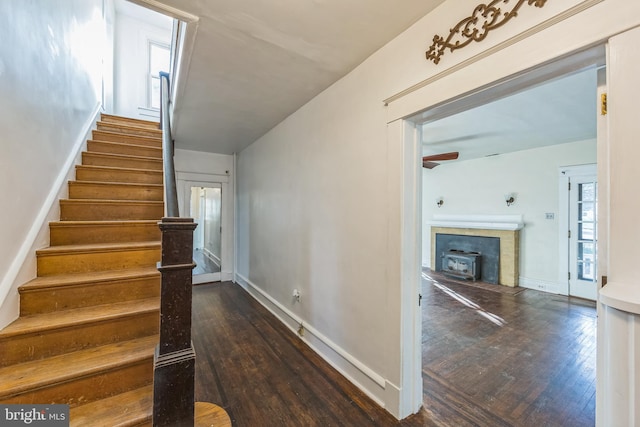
234,274 -> 394,412
0,103 -> 102,329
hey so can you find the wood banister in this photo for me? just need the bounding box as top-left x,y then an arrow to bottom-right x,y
154,72 -> 196,426
159,72 -> 179,218
155,71 -> 229,427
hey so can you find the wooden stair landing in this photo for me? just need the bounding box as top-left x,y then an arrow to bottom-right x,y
0,114 -> 162,426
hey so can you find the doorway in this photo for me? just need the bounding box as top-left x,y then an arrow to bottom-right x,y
421,66 -> 599,297
180,178 -> 230,285
394,46 -> 607,420
189,185 -> 222,284
560,165 -> 598,300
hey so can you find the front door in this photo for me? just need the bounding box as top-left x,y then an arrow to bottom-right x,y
568,172 -> 598,300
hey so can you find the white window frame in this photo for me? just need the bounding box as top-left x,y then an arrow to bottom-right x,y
147,40 -> 170,110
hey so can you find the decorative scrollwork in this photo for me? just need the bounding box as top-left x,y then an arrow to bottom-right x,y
426,0 -> 547,64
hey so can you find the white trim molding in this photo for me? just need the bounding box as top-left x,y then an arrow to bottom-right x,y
519,276 -> 563,295
234,274 -> 391,408
126,0 -> 198,22
428,214 -> 524,231
383,0 -> 604,105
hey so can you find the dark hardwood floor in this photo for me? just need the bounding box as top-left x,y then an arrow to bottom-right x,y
192,282 -> 432,426
422,270 -> 596,427
191,275 -> 596,426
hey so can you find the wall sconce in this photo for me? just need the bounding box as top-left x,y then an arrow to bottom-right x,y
436,197 -> 444,208
505,193 -> 515,207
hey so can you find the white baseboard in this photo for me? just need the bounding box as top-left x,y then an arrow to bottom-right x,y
234,273 -> 392,410
0,103 -> 101,329
519,276 -> 564,294
202,247 -> 221,268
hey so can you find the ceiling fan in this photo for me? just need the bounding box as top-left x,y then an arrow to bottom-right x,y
422,151 -> 459,169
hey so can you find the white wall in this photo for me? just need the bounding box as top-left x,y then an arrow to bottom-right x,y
235,0 -> 640,418
236,64 -> 392,403
0,0 -> 107,328
113,6 -> 172,120
422,140 -> 597,287
103,1 -> 116,114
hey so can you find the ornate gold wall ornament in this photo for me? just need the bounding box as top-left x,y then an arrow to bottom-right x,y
426,0 -> 547,64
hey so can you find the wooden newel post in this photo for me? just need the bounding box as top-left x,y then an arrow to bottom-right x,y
153,217 -> 197,427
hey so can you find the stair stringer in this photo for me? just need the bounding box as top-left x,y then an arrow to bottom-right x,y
0,104 -> 102,330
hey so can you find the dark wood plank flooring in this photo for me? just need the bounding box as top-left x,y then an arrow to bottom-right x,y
192,277 -> 596,426
192,282 -> 432,426
422,270 -> 596,427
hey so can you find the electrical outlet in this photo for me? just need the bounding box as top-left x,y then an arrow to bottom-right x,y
545,213 -> 555,220
293,289 -> 301,302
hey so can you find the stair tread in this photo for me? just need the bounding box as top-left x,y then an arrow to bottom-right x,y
50,220 -> 159,227
20,267 -> 160,291
98,119 -> 161,130
101,113 -> 159,128
88,139 -> 162,150
100,113 -> 160,125
76,165 -> 162,174
90,132 -> 162,149
60,199 -> 164,205
96,122 -> 162,136
82,151 -> 163,162
0,298 -> 159,338
69,385 -> 152,427
0,336 -> 157,398
37,241 -> 160,256
70,180 -> 164,188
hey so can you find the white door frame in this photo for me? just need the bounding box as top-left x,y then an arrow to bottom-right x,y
393,47 -> 606,418
185,182 -> 222,284
176,172 -> 234,283
558,164 -> 598,299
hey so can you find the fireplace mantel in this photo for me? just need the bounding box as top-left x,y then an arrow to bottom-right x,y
429,215 -> 523,287
428,214 -> 524,231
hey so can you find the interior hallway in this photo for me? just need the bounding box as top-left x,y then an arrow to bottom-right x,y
192,276 -> 596,426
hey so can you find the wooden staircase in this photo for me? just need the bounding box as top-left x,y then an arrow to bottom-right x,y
0,113 -> 164,426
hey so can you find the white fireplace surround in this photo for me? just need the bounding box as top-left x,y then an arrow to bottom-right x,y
428,214 -> 525,231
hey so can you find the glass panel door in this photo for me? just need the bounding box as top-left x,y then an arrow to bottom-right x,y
569,176 -> 597,300
189,185 -> 222,284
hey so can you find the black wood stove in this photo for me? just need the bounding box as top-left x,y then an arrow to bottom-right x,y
442,249 -> 482,281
